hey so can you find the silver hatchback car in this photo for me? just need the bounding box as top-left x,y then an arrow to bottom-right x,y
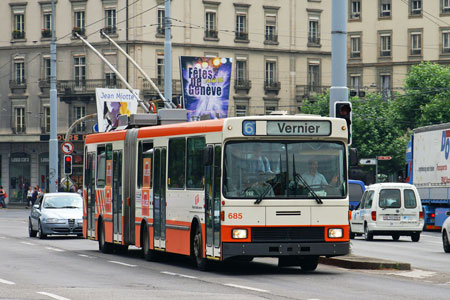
28,192 -> 83,239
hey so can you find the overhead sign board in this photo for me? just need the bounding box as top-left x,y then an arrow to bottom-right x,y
61,142 -> 74,155
267,121 -> 331,136
378,156 -> 392,160
360,158 -> 377,165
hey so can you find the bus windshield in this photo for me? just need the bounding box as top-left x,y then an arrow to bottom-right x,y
224,141 -> 347,199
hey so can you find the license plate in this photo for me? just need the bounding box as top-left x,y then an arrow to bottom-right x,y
383,215 -> 400,221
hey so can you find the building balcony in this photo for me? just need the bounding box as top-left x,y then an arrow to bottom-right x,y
264,81 -> 281,94
103,26 -> 117,35
380,50 -> 391,57
39,79 -> 50,93
156,26 -> 165,35
58,79 -> 123,101
204,29 -> 218,39
308,35 -> 321,45
265,34 -> 278,44
234,79 -> 251,93
143,78 -> 182,98
9,79 -> 27,93
72,27 -> 86,37
12,126 -> 26,134
295,85 -> 330,100
12,31 -> 25,39
410,49 -> 421,56
41,29 -> 52,38
235,31 -> 248,41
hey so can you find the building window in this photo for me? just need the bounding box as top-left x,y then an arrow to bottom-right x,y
380,34 -> 391,57
157,7 -> 165,35
104,9 -> 116,34
380,0 -> 391,17
236,60 -> 247,84
13,14 -> 25,39
410,32 -> 422,55
205,11 -> 217,39
42,13 -> 52,37
410,0 -> 422,16
15,107 -> 25,133
265,14 -> 277,42
74,56 -> 86,87
350,75 -> 361,93
307,63 -> 320,93
15,61 -> 25,84
44,58 -> 51,81
74,106 -> 86,132
443,0 -> 450,13
350,0 -> 361,20
350,35 -> 361,58
235,14 -> 248,40
44,107 -> 50,133
380,74 -> 391,99
74,11 -> 85,34
105,73 -> 116,87
265,60 -> 277,86
308,17 -> 320,45
265,106 -> 277,115
157,55 -> 164,86
235,105 -> 247,116
443,31 -> 450,53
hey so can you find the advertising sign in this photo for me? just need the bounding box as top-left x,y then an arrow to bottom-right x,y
179,56 -> 232,121
95,88 -> 139,132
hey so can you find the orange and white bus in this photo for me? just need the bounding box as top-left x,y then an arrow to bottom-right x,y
83,113 -> 356,271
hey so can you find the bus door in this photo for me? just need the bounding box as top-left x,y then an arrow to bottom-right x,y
205,145 -> 221,259
113,150 -> 123,243
153,147 -> 167,250
86,152 -> 96,239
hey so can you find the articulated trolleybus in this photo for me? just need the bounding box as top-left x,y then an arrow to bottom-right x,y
83,114 -> 354,271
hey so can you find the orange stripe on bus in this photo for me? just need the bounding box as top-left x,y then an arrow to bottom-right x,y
137,119 -> 224,139
85,130 -> 127,144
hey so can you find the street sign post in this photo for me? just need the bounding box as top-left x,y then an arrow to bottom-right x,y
359,158 -> 377,165
61,142 -> 74,155
377,156 -> 392,160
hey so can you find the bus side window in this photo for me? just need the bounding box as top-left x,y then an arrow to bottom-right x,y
187,137 -> 205,189
97,146 -> 106,187
168,138 -> 186,189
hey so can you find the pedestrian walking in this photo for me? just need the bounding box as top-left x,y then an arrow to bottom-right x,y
0,186 -> 7,209
31,187 -> 38,207
26,186 -> 33,208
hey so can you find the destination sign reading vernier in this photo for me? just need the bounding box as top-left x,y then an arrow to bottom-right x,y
267,121 -> 331,136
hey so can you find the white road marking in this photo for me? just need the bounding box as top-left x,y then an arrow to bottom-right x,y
37,292 -> 71,300
0,236 -> 7,239
21,241 -> 35,246
388,269 -> 436,279
108,261 -> 137,267
78,254 -> 94,258
161,271 -> 197,279
0,278 -> 15,285
224,283 -> 269,293
46,247 -> 64,252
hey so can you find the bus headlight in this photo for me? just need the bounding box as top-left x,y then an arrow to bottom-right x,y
232,229 -> 248,239
328,228 -> 343,238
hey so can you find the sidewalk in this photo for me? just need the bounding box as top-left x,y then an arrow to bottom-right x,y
320,254 -> 411,270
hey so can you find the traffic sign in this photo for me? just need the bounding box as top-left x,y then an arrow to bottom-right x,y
61,142 -> 74,155
359,158 -> 377,165
377,156 -> 392,160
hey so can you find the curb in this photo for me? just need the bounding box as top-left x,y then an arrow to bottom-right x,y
319,255 -> 411,270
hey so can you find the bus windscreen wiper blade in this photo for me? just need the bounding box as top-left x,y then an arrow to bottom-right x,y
254,184 -> 273,205
295,174 -> 323,204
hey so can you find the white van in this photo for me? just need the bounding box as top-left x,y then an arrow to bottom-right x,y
350,183 -> 423,241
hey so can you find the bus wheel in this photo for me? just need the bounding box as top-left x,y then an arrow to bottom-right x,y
392,234 -> 400,241
98,221 -> 113,254
299,256 -> 319,271
193,226 -> 208,271
142,227 -> 157,261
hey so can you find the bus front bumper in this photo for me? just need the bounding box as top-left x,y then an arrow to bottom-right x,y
222,242 -> 349,260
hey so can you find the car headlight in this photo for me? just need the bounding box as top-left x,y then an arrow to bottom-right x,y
328,228 -> 344,238
77,219 -> 83,226
44,218 -> 65,224
232,229 -> 248,239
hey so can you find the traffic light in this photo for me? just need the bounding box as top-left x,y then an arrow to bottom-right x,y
64,155 -> 72,175
334,101 -> 352,145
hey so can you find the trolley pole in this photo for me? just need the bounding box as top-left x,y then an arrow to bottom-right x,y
164,0 -> 172,104
49,0 -> 58,193
329,0 -> 348,117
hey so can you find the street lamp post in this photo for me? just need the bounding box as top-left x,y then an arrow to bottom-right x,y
49,0 -> 58,192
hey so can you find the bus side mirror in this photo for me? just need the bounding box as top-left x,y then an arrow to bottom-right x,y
203,146 -> 213,166
349,148 -> 358,166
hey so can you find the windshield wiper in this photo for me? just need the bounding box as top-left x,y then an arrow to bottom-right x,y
254,184 -> 273,205
61,206 -> 79,208
295,173 -> 323,204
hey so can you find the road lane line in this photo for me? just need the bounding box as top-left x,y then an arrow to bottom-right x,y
78,254 -> 94,258
46,247 -> 64,252
108,261 -> 137,267
0,278 -> 15,285
388,270 -> 436,279
161,271 -> 197,279
21,241 -> 36,246
224,283 -> 269,293
37,292 -> 71,300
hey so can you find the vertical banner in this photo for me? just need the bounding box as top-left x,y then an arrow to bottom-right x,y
95,88 -> 139,132
179,56 -> 232,121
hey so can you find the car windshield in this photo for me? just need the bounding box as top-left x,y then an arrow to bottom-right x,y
43,195 -> 83,209
223,141 -> 347,199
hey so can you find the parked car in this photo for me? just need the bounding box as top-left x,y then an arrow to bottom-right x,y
28,192 -> 83,239
349,183 -> 423,241
349,179 -> 365,211
442,211 -> 450,252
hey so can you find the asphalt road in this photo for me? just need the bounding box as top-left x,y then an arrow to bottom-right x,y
1,209 -> 449,300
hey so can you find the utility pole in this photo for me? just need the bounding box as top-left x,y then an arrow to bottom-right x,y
329,0 -> 348,117
49,0 -> 58,193
164,0 -> 172,104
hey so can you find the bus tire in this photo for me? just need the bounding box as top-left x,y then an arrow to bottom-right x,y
142,225 -> 157,261
299,256 -> 319,271
98,220 -> 113,254
193,225 -> 208,271
392,234 -> 400,241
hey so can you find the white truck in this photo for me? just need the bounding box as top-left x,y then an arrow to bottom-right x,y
405,123 -> 450,230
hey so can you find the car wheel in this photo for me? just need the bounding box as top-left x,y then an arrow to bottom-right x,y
299,256 -> 319,271
98,221 -> 113,254
364,224 -> 373,241
192,225 -> 209,271
28,219 -> 37,238
38,221 -> 47,239
443,230 -> 450,253
392,234 -> 400,241
411,232 -> 420,242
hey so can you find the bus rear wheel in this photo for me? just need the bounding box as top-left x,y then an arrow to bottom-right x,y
193,225 -> 208,271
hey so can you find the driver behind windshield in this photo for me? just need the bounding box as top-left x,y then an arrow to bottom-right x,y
244,172 -> 275,198
290,159 -> 338,190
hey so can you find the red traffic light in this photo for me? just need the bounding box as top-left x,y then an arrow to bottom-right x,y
65,156 -> 72,162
